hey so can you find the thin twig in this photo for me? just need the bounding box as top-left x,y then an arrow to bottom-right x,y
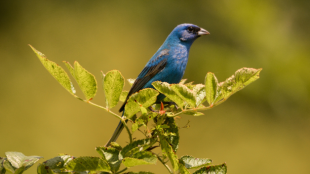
156,154 -> 173,174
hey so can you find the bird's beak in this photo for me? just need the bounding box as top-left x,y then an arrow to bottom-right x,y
198,28 -> 210,35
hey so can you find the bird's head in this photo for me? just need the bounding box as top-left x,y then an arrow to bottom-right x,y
170,23 -> 209,45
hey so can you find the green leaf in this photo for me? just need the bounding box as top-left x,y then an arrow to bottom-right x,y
171,84 -> 196,108
120,138 -> 157,158
73,61 -> 97,101
5,152 -> 42,171
43,155 -> 74,172
124,88 -> 159,118
205,73 -> 218,105
30,45 -> 76,95
110,142 -> 122,151
164,118 -> 179,152
127,79 -> 136,86
179,155 -> 212,169
37,163 -> 48,174
15,166 -> 25,174
184,81 -> 195,90
120,91 -> 129,102
152,81 -> 184,108
122,151 -> 157,168
178,162 -> 191,174
193,163 -> 227,174
0,158 -> 5,172
65,156 -> 110,172
96,147 -> 121,173
159,135 -> 179,171
3,160 -> 15,173
103,70 -> 125,109
190,84 -> 207,107
131,117 -> 147,133
63,61 -> 77,79
215,68 -> 262,103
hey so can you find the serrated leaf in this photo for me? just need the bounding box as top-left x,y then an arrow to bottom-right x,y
179,79 -> 187,85
184,81 -> 195,90
73,62 -> 97,101
120,138 -> 157,158
164,118 -> 179,152
103,70 -> 125,109
124,88 -> 159,118
96,147 -> 121,173
215,68 -> 262,103
178,162 -> 191,174
179,155 -> 212,169
205,73 -> 218,105
120,91 -> 129,102
196,88 -> 206,107
127,79 -> 136,86
65,156 -> 110,172
122,151 -> 157,168
5,152 -> 42,171
193,163 -> 227,174
30,45 -> 76,95
152,81 -> 184,108
159,135 -> 179,171
171,84 -> 196,108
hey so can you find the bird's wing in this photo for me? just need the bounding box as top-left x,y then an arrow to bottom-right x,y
119,50 -> 169,112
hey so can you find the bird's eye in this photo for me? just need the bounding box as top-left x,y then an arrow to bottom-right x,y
187,27 -> 193,33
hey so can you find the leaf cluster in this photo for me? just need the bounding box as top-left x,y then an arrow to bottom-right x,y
2,45 -> 262,173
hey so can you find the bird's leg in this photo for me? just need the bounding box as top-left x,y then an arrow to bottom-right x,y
148,106 -> 155,112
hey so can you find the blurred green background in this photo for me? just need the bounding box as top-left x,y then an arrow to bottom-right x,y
1,0 -> 310,173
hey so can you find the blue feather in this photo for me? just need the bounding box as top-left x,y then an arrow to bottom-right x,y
106,23 -> 209,146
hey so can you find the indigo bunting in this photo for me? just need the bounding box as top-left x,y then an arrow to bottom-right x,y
106,23 -> 209,146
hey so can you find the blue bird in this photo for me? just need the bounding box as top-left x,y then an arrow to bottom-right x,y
105,23 -> 209,146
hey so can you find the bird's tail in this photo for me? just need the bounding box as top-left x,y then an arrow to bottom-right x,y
105,117 -> 125,147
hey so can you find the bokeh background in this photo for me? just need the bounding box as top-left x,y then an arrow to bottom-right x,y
1,1 -> 310,173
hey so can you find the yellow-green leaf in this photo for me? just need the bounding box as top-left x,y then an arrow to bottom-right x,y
103,70 -> 125,109
73,62 -> 97,101
215,68 -> 262,103
124,88 -> 159,118
122,151 -> 157,168
171,84 -> 196,108
205,72 -> 218,105
30,45 -> 76,95
120,91 -> 129,102
65,156 -> 110,172
152,81 -> 184,108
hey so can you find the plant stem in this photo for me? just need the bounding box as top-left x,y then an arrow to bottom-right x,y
156,155 -> 173,174
75,96 -> 133,144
